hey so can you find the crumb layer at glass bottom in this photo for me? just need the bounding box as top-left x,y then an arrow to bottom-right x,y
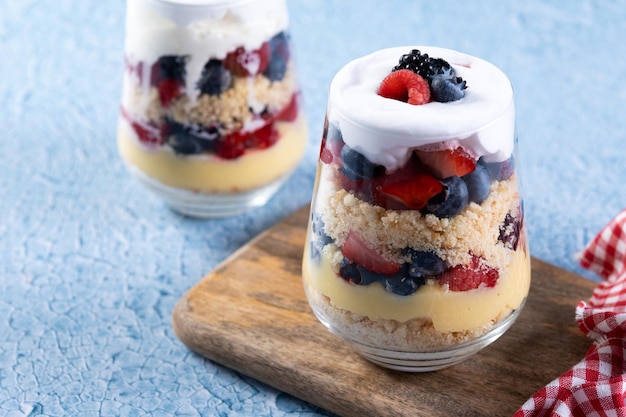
311,298 -> 525,372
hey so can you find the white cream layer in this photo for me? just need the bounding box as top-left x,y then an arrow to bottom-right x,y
124,0 -> 289,101
327,46 -> 515,171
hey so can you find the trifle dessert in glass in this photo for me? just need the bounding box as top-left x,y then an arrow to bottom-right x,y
117,0 -> 307,217
302,46 -> 530,371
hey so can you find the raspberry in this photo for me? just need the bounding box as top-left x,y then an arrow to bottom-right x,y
439,255 -> 499,291
377,69 -> 431,105
224,42 -> 271,77
214,123 -> 278,159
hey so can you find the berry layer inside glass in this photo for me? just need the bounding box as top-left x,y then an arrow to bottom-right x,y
303,47 -> 530,351
118,22 -> 307,193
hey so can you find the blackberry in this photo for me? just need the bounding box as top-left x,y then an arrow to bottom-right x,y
393,50 -> 451,81
499,212 -> 523,250
392,49 -> 467,102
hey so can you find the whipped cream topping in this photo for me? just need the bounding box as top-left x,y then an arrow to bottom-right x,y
327,46 -> 515,171
124,0 -> 289,100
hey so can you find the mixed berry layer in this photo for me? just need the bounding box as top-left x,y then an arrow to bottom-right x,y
309,50 -> 524,297
121,31 -> 300,160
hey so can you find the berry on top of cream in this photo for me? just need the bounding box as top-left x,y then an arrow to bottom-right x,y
327,46 -> 515,172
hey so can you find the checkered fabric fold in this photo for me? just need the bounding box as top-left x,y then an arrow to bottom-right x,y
514,209 -> 626,417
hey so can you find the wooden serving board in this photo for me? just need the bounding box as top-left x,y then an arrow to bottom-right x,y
172,205 -> 596,417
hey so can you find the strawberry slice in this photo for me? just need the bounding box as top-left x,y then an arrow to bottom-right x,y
415,147 -> 476,179
377,69 -> 431,105
371,154 -> 442,210
342,231 -> 400,276
439,255 -> 499,291
375,174 -> 443,210
224,42 -> 271,76
120,108 -> 163,145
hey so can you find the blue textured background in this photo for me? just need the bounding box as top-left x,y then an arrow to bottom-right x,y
2,1 -> 625,415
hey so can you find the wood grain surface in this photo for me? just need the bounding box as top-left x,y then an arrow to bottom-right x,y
172,205 -> 597,417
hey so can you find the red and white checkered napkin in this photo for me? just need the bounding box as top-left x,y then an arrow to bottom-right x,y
514,209 -> 626,417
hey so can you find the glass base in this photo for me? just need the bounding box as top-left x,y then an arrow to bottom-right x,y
125,165 -> 290,218
311,299 -> 525,373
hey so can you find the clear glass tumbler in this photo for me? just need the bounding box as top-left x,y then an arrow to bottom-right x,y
117,0 -> 307,217
302,46 -> 530,372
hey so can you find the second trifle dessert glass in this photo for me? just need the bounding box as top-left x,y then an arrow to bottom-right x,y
117,0 -> 307,217
302,46 -> 530,371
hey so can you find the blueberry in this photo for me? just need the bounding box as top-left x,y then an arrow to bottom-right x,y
425,176 -> 468,218
268,31 -> 290,59
339,261 -> 360,283
263,31 -> 290,82
197,59 -> 232,96
338,261 -> 379,285
383,267 -> 425,296
356,265 -> 383,285
484,156 -> 515,181
309,241 -> 322,263
152,55 -> 187,84
311,213 -> 333,247
404,248 -> 446,277
339,145 -> 384,180
164,119 -> 219,155
264,56 -> 287,82
430,74 -> 467,102
462,160 -> 492,204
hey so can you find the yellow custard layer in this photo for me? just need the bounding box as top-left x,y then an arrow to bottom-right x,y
117,115 -> 308,193
303,237 -> 531,333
